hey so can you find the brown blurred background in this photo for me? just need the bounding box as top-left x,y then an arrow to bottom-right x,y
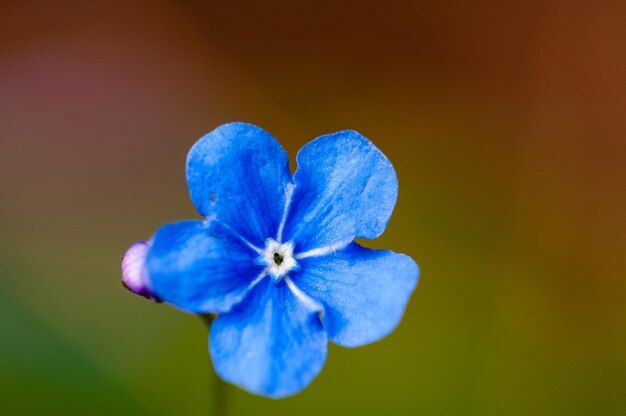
1,1 -> 624,415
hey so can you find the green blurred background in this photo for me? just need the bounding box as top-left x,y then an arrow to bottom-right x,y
1,1 -> 624,414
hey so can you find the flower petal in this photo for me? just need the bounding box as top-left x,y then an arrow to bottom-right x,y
283,130 -> 398,252
292,243 -> 419,347
146,220 -> 264,314
210,279 -> 327,398
186,122 -> 293,247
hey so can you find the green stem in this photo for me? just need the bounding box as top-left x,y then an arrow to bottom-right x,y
200,314 -> 228,416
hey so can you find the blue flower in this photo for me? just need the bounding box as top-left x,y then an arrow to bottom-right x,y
122,123 -> 419,398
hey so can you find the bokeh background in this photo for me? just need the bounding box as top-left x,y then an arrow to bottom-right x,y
1,1 -> 624,414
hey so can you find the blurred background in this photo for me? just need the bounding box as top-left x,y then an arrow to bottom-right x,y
1,1 -> 624,414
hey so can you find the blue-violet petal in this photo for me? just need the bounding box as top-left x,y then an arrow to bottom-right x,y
210,278 -> 327,398
283,130 -> 398,252
146,220 -> 264,314
292,242 -> 419,347
186,122 -> 293,247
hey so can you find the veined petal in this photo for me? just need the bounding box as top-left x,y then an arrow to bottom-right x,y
186,122 -> 293,247
146,220 -> 264,314
292,243 -> 419,347
283,130 -> 398,252
210,279 -> 327,398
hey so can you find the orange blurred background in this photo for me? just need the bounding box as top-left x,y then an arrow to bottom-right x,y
1,1 -> 624,414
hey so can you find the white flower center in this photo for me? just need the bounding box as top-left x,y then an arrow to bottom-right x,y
259,239 -> 298,281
